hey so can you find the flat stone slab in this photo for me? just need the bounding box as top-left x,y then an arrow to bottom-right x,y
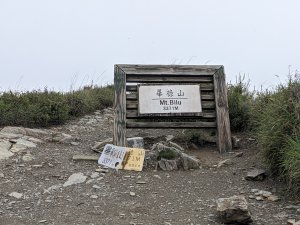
0,140 -> 14,160
245,168 -> 266,181
63,173 -> 87,187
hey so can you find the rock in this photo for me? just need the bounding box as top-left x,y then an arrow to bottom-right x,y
258,190 -> 272,198
181,153 -> 200,170
152,143 -> 182,156
91,138 -> 113,152
165,135 -> 174,142
0,132 -> 21,139
153,175 -> 161,179
44,184 -> 62,193
158,159 -> 178,171
251,189 -> 259,193
25,128 -> 50,139
1,126 -> 26,135
95,168 -> 109,173
90,195 -> 98,199
10,138 -> 37,153
248,195 -> 255,199
235,152 -> 244,157
245,168 -> 266,181
90,172 -> 100,179
63,173 -> 87,187
92,185 -> 101,189
71,142 -> 79,146
0,173 -> 4,178
232,136 -> 241,148
288,219 -> 300,225
0,140 -> 14,160
255,196 -> 264,201
267,195 -> 280,202
136,181 -> 147,184
9,192 -> 23,199
216,195 -> 252,224
52,133 -> 73,143
22,152 -> 34,162
127,137 -> 144,148
217,159 -> 233,168
27,137 -> 44,144
130,192 -> 136,197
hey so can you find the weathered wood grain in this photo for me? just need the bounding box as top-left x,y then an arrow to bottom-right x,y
113,64 -> 232,154
126,110 -> 216,118
126,75 -> 213,83
126,83 -> 214,92
72,155 -> 99,161
113,65 -> 127,147
117,64 -> 222,75
126,121 -> 217,128
213,66 -> 232,153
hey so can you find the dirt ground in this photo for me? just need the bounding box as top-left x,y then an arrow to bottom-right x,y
0,109 -> 299,225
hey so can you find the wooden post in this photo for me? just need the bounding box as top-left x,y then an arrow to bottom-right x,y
213,66 -> 232,153
113,65 -> 127,147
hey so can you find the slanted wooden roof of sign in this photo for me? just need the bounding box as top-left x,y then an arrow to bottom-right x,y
116,64 -> 223,76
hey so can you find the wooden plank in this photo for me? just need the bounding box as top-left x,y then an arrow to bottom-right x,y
126,101 -> 215,109
126,83 -> 214,92
213,66 -> 232,153
126,93 -> 214,100
126,121 -> 217,128
113,65 -> 127,147
118,64 -> 222,75
72,155 -> 99,161
126,75 -> 213,83
126,110 -> 216,118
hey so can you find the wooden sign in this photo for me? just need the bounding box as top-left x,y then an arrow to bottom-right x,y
138,85 -> 202,114
113,64 -> 232,153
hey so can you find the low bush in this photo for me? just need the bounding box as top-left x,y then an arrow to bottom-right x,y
0,85 -> 113,127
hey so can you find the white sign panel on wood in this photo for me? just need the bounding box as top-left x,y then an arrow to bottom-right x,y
138,85 -> 202,114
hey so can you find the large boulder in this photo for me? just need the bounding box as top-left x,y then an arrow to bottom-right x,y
216,195 -> 252,224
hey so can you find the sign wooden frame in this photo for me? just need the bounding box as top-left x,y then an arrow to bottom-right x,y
113,64 -> 232,153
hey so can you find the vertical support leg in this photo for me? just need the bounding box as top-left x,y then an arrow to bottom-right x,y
214,66 -> 232,153
113,65 -> 127,147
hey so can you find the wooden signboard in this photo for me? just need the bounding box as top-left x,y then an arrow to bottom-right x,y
113,64 -> 232,153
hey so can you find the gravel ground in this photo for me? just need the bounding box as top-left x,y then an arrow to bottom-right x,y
0,109 -> 299,225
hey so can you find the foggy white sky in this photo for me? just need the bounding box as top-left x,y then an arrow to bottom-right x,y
0,0 -> 300,92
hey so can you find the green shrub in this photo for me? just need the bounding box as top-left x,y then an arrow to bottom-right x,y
227,76 -> 254,132
0,85 -> 113,127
